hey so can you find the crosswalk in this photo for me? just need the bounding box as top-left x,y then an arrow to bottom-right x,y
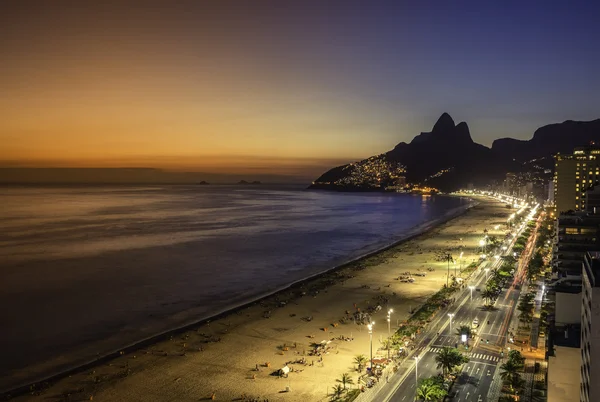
426,347 -> 500,362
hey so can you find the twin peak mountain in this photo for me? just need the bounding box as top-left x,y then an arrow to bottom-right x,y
310,112 -> 600,192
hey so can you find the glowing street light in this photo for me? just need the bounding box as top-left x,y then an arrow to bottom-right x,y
468,285 -> 475,301
387,310 -> 393,361
368,322 -> 374,371
448,313 -> 455,335
414,355 -> 420,391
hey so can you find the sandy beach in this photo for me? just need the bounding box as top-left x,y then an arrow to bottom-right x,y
9,196 -> 509,402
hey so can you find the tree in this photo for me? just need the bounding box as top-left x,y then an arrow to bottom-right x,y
337,373 -> 354,390
481,289 -> 495,306
435,347 -> 469,376
331,384 -> 344,399
499,360 -> 519,383
416,377 -> 447,401
507,350 -> 525,369
354,354 -> 368,371
456,325 -> 472,339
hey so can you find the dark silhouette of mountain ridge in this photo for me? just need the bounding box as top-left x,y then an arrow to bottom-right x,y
311,113 -> 510,191
310,114 -> 600,192
492,118 -> 600,168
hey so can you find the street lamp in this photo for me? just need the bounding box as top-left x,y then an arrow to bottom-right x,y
387,310 -> 393,361
448,313 -> 455,335
459,251 -> 464,273
444,253 -> 453,287
368,322 -> 374,371
468,285 -> 475,301
414,355 -> 420,394
479,238 -> 486,255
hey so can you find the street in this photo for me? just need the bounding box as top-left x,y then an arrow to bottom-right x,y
369,210 -> 539,402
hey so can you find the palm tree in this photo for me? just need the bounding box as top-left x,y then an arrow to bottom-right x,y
456,325 -> 472,338
354,354 -> 368,372
416,377 -> 447,401
331,384 -> 344,399
435,347 -> 468,376
337,372 -> 354,390
499,360 -> 521,393
507,350 -> 525,370
481,289 -> 495,306
510,373 -> 525,394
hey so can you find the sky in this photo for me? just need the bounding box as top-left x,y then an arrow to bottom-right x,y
1,1 -> 599,181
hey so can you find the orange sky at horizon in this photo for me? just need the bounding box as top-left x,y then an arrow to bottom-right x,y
0,3 -> 406,178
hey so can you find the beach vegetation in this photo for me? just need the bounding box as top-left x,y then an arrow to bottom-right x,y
337,372 -> 354,390
332,384 -> 345,399
353,354 -> 368,371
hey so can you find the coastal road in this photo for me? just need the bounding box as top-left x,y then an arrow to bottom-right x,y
370,215 -> 537,402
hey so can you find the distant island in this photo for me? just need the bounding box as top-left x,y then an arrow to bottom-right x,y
309,113 -> 600,193
197,181 -> 210,185
237,180 -> 262,185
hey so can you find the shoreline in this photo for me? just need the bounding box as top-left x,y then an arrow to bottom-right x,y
1,197 -> 475,398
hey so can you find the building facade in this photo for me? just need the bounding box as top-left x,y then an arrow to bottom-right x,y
580,251 -> 600,402
554,213 -> 600,277
554,146 -> 600,214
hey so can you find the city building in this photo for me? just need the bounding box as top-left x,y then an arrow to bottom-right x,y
553,146 -> 600,214
547,335 -> 581,402
584,186 -> 600,214
553,212 -> 600,278
553,285 -> 582,326
548,180 -> 555,203
580,252 -> 600,402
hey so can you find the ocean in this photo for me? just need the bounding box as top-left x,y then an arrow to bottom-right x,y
0,185 -> 471,391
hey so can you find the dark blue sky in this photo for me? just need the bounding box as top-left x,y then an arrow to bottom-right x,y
1,0 -> 599,174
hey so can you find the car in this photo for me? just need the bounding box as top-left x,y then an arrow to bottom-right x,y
472,318 -> 479,328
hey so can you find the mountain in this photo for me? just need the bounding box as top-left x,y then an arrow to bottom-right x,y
492,118 -> 600,169
310,114 -> 600,192
310,113 -> 512,192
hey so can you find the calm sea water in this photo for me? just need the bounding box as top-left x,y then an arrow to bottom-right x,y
0,185 -> 471,391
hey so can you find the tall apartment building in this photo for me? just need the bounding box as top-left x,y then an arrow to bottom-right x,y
580,252 -> 600,402
554,146 -> 600,214
554,213 -> 600,277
